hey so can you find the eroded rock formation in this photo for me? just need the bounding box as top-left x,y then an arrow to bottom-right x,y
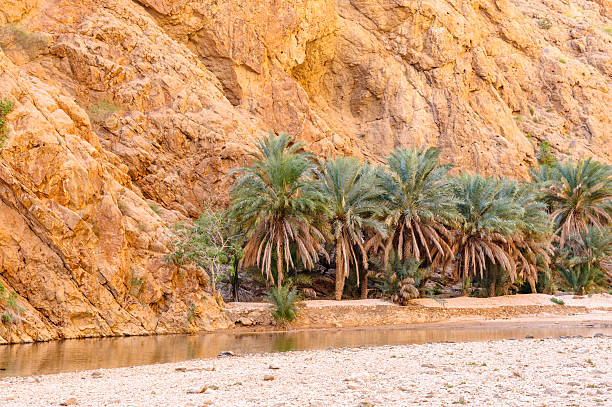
0,0 -> 609,342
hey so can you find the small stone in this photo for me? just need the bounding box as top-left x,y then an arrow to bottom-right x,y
544,388 -> 557,396
60,398 -> 78,406
264,375 -> 275,381
398,386 -> 410,392
217,351 -> 235,358
269,364 -> 280,370
175,367 -> 187,372
91,372 -> 103,378
593,333 -> 604,338
187,385 -> 207,394
421,363 -> 435,369
347,384 -> 360,390
525,335 -> 534,339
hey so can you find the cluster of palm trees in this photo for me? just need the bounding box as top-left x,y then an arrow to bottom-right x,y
229,133 -> 612,300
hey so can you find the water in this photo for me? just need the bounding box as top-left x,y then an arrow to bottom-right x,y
1,319 -> 610,377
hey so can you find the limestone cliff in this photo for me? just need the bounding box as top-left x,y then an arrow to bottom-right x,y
0,0 -> 610,343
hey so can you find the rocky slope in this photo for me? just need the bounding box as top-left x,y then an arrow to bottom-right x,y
0,0 -> 610,343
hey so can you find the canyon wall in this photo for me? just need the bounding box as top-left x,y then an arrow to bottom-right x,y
0,0 -> 610,342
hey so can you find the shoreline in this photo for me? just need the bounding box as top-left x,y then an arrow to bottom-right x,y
2,293 -> 612,345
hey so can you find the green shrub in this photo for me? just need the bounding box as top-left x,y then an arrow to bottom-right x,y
267,284 -> 300,324
0,24 -> 49,57
558,57 -> 567,64
129,273 -> 144,297
537,141 -> 556,166
537,18 -> 553,30
550,297 -> 565,305
87,99 -> 123,124
0,282 -> 23,324
0,98 -> 14,149
373,252 -> 430,304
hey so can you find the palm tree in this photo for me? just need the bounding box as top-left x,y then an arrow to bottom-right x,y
319,157 -> 387,300
229,133 -> 328,287
537,159 -> 612,246
506,183 -> 554,292
373,147 -> 459,267
556,226 -> 612,295
449,174 -> 524,288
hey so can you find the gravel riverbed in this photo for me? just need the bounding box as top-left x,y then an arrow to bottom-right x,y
2,335 -> 611,407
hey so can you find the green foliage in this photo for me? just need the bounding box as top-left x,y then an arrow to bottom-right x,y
87,99 -> 123,124
537,141 -> 556,167
186,302 -> 197,323
0,98 -> 14,150
558,57 -> 567,64
536,158 -> 612,245
229,132 -> 328,286
554,226 -> 612,294
0,282 -> 23,324
319,156 -> 387,299
149,203 -> 161,215
266,284 -> 300,324
373,252 -> 430,303
168,206 -> 243,292
129,273 -> 144,298
550,297 -> 565,305
449,175 -> 552,292
0,24 -> 49,57
377,147 -> 459,265
537,18 -> 553,30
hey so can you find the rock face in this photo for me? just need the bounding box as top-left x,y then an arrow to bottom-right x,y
0,0 -> 610,343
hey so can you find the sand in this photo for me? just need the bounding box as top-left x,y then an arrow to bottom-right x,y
2,334 -> 611,406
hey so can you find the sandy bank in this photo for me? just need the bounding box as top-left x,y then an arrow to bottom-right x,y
227,293 -> 612,329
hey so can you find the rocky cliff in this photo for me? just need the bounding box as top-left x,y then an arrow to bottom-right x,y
0,0 -> 610,343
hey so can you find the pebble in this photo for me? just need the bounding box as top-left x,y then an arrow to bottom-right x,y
187,385 -> 207,394
60,398 -> 78,406
263,375 -> 275,381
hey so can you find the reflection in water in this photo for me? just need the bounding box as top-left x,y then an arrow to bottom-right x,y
1,321 -> 610,377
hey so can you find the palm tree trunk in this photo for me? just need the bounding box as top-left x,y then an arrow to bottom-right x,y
528,276 -> 536,294
335,240 -> 344,301
360,270 -> 368,299
277,247 -> 283,288
489,266 -> 496,297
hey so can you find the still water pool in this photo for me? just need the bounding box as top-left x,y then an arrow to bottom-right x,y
2,318 -> 611,377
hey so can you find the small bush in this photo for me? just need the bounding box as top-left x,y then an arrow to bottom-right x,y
550,297 -> 565,305
558,57 -> 567,64
186,301 -> 197,323
129,273 -> 144,297
87,99 -> 123,124
0,24 -> 49,57
537,141 -> 556,166
373,252 -> 430,304
0,282 -> 23,324
537,18 -> 553,30
0,98 -> 14,149
267,284 -> 300,324
149,203 -> 161,215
